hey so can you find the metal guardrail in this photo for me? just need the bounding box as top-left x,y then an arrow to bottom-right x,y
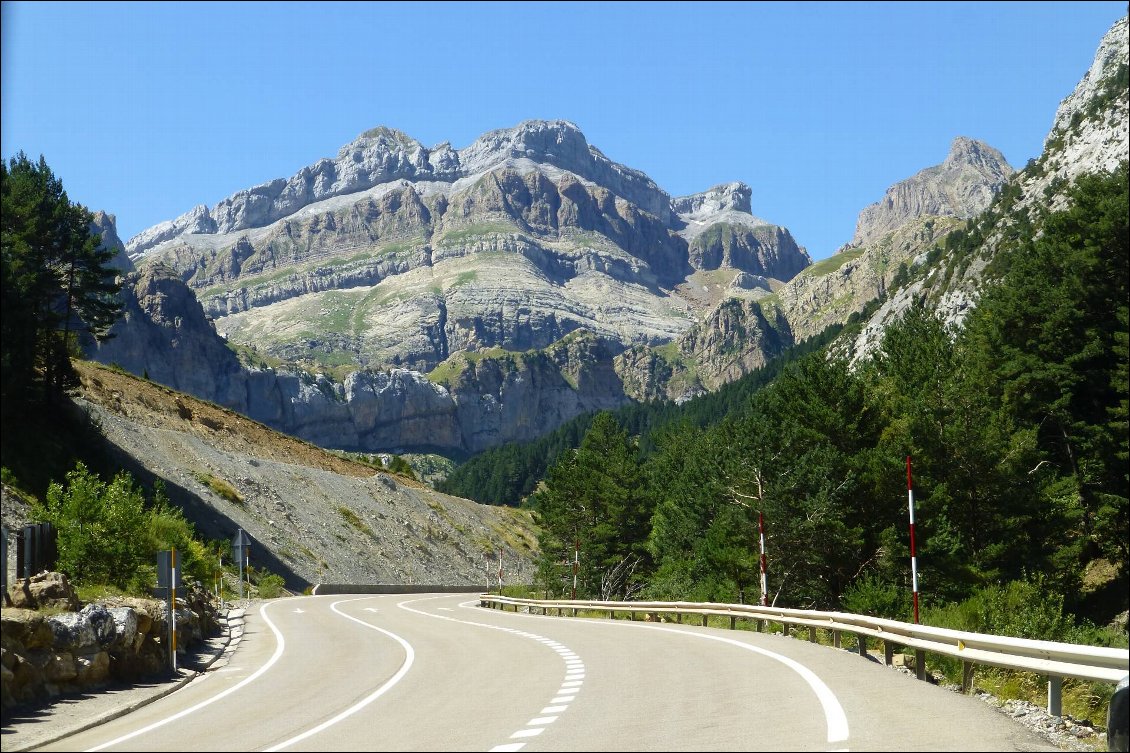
479,595 -> 1130,717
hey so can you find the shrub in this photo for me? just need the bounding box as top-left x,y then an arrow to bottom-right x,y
840,574 -> 911,621
256,572 -> 287,599
35,462 -> 151,590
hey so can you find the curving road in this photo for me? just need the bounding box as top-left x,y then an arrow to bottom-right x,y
38,593 -> 1060,751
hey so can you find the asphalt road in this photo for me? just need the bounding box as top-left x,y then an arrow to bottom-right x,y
36,593 -> 1061,751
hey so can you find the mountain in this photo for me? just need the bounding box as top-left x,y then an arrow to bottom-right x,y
850,136 -> 1013,248
92,121 -> 812,453
89,15 -> 1126,460
846,14 -> 1128,360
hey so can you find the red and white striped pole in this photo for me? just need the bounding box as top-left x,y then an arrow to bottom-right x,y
907,456 -> 920,624
758,510 -> 768,607
572,537 -> 579,600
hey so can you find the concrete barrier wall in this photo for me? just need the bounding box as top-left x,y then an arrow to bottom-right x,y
311,584 -> 489,595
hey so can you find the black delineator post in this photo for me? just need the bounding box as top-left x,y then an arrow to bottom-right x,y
17,523 -> 57,579
232,529 -> 252,599
2,525 -> 9,606
156,549 -> 183,671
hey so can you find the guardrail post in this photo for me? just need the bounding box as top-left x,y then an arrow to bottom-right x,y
961,661 -> 974,694
883,640 -> 893,666
856,634 -> 867,657
701,614 -> 708,627
1047,676 -> 1063,717
809,626 -> 817,643
756,619 -> 764,633
833,631 -> 841,648
783,623 -> 790,638
676,612 -> 682,624
915,650 -> 926,681
730,615 -> 736,630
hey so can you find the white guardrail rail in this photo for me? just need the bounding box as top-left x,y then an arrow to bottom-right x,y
479,595 -> 1130,717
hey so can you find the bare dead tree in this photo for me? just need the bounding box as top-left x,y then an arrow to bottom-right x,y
600,553 -> 644,602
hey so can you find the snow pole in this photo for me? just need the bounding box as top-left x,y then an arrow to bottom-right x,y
907,456 -> 920,624
758,511 -> 768,607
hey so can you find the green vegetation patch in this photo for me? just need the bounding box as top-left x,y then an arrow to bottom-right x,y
194,472 -> 244,504
427,347 -> 517,385
798,247 -> 866,278
436,222 -> 517,246
338,505 -> 373,537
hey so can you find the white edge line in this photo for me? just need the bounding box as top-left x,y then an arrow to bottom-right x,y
265,598 -> 415,751
86,600 -> 288,752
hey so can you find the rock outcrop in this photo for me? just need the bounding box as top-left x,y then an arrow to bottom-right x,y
90,211 -> 133,274
847,14 -> 1128,362
851,136 -> 1013,248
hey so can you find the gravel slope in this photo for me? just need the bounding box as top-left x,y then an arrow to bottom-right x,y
67,361 -> 540,591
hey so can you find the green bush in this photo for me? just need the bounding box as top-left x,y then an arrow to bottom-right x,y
840,574 -> 911,621
256,572 -> 287,599
32,463 -> 217,593
35,462 -> 151,590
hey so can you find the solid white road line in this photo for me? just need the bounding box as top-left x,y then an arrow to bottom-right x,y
86,600 -> 289,752
265,598 -> 415,751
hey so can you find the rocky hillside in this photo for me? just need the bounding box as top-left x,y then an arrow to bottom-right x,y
610,137 -> 1011,402
846,14 -> 1128,361
58,361 -> 540,590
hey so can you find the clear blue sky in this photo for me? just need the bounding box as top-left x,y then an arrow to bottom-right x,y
2,1 -> 1125,260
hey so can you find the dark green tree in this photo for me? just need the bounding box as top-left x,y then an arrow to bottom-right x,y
958,165 -> 1129,590
1,152 -> 121,410
531,412 -> 652,599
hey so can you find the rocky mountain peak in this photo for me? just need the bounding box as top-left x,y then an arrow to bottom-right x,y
849,135 -> 1014,248
943,136 -> 1010,173
89,210 -> 133,273
459,119 -> 589,172
672,182 -> 753,219
126,119 -> 677,256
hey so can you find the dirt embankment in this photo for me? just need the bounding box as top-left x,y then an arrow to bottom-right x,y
62,361 -> 540,591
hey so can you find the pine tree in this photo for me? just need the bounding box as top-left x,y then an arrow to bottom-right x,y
1,152 -> 121,410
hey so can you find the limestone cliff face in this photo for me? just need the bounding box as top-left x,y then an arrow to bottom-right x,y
851,137 -> 1013,248
89,211 -> 133,274
87,264 -> 248,407
616,297 -> 791,403
675,182 -> 811,281
86,267 -> 628,454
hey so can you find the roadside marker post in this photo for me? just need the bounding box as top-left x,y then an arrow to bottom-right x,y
156,549 -> 182,671
232,529 -> 252,600
907,456 -> 920,624
758,511 -> 768,607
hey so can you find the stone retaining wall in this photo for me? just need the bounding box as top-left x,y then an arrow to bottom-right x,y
1,572 -> 218,709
